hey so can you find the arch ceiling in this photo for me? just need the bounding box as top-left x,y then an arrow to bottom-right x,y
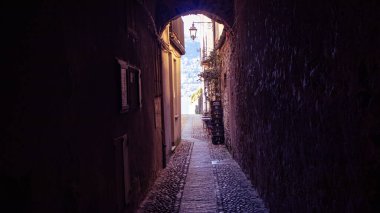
156,0 -> 234,32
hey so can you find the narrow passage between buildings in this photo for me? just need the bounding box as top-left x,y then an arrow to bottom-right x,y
139,115 -> 268,213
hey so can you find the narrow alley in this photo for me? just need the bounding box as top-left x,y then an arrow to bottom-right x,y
139,115 -> 268,213
1,0 -> 379,213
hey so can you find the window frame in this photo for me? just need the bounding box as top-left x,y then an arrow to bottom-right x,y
117,58 -> 142,113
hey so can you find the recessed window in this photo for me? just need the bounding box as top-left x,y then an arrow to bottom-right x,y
121,68 -> 128,112
127,67 -> 141,111
117,58 -> 142,113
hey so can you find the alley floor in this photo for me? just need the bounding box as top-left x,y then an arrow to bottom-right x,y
138,115 -> 268,213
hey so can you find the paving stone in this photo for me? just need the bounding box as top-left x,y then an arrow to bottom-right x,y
138,140 -> 193,213
180,138 -> 217,213
139,115 -> 268,213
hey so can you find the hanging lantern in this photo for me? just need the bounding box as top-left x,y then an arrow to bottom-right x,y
189,23 -> 197,40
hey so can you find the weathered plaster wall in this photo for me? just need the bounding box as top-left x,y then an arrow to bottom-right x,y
161,26 -> 174,166
173,53 -> 182,145
1,0 -> 163,212
161,23 -> 183,164
223,0 -> 380,212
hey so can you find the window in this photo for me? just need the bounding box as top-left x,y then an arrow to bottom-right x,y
117,58 -> 142,113
173,59 -> 177,99
127,67 -> 141,111
121,67 -> 128,112
173,59 -> 178,117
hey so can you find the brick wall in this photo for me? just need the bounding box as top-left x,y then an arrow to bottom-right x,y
221,0 -> 380,212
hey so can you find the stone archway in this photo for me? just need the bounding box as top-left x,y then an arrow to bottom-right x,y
158,6 -> 229,164
156,0 -> 234,33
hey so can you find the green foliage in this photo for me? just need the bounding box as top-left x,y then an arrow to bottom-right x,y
198,49 -> 222,101
198,50 -> 221,81
190,88 -> 203,103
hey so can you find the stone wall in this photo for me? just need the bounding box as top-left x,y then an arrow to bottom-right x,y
219,32 -> 233,151
223,0 -> 380,212
1,0 -> 163,212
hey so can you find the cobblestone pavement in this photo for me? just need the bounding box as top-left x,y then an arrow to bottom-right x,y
180,138 -> 217,212
138,140 -> 193,213
208,144 -> 268,213
139,115 -> 268,213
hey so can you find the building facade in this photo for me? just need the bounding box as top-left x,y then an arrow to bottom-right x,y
198,16 -> 225,114
161,17 -> 185,164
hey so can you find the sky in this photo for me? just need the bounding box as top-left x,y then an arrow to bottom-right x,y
182,15 -> 201,42
181,14 -> 203,114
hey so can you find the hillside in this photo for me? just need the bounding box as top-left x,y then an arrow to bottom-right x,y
181,39 -> 202,99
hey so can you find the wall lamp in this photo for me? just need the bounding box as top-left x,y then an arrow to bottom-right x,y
189,22 -> 213,40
